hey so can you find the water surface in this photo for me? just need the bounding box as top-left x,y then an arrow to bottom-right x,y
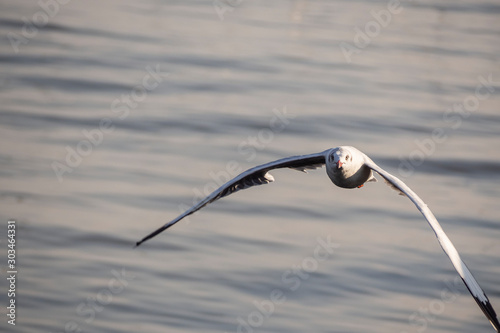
0,0 -> 499,332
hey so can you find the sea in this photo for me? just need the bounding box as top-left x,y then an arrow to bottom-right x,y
0,0 -> 499,332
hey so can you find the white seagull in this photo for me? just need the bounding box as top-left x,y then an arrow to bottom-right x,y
136,146 -> 500,331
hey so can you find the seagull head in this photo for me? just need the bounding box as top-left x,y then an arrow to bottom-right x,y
326,146 -> 373,188
329,147 -> 353,170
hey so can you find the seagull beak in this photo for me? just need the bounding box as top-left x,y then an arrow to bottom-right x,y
336,161 -> 343,169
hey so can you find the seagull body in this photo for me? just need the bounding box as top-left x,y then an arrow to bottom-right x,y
136,146 -> 500,331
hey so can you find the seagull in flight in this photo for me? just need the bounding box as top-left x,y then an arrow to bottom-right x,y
136,146 -> 500,331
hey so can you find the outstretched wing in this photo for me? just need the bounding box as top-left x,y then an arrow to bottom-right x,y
136,150 -> 329,247
363,155 -> 500,332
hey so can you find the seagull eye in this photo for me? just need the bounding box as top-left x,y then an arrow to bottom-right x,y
345,155 -> 349,161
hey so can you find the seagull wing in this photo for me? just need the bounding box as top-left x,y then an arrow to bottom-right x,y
363,155 -> 500,332
136,150 -> 329,246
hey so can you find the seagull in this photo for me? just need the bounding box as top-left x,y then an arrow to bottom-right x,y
136,146 -> 500,331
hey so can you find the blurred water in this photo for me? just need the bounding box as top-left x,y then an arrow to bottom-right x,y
0,0 -> 499,332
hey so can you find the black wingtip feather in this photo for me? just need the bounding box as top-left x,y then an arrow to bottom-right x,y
135,222 -> 177,247
461,277 -> 500,332
479,300 -> 500,332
